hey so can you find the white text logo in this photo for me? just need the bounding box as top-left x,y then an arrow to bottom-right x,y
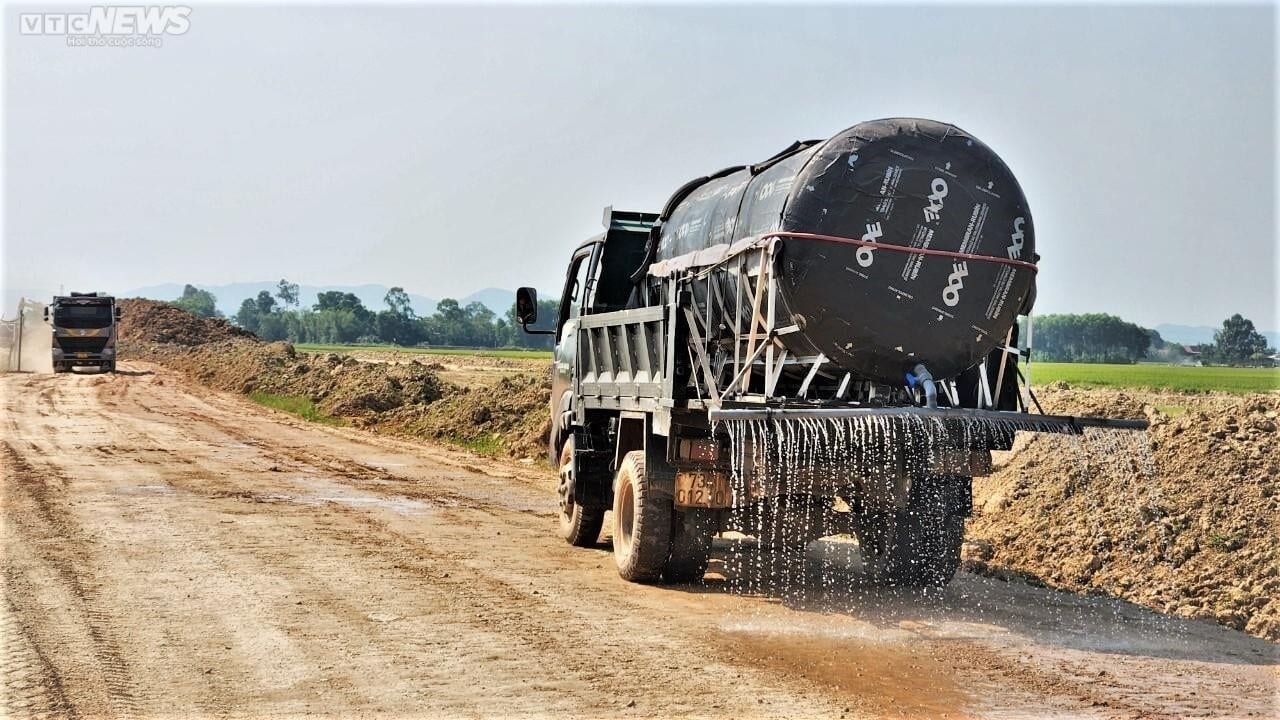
1007,217 -> 1025,259
922,178 -> 948,223
856,222 -> 882,267
942,261 -> 968,307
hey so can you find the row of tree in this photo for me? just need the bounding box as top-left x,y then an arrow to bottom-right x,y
1030,313 -> 1156,364
1198,314 -> 1276,366
171,284 -> 1274,365
1030,312 -> 1275,366
173,281 -> 558,349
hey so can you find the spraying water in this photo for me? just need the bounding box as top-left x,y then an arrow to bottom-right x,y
715,414 -> 1155,600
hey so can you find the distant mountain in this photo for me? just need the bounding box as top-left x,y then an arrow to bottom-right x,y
1155,324 -> 1217,346
1156,323 -> 1279,348
459,288 -> 516,315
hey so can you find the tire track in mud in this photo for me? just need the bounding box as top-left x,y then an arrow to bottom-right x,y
235,498 -> 834,717
108,376 -> 551,521
93,383 -> 747,712
0,593 -> 78,720
1,441 -> 144,719
955,643 -> 1160,719
80,369 -> 846,716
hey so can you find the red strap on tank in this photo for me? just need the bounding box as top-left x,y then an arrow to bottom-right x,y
762,231 -> 1040,273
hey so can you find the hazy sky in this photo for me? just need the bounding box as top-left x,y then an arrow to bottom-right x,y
4,2 -> 1277,330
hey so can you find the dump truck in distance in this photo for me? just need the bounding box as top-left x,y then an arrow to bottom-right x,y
517,118 -> 1146,587
46,292 -> 122,373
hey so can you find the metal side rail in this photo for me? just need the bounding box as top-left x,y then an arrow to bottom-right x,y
707,404 -> 1148,433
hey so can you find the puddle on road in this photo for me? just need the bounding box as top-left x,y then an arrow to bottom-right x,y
114,484 -> 176,495
249,475 -> 438,516
717,616 -> 970,718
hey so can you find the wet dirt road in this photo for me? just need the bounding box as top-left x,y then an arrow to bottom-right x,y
2,364 -> 1276,719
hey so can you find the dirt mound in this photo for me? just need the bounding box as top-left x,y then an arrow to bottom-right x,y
154,341 -> 447,420
392,372 -> 552,460
124,301 -> 544,460
117,298 -> 256,347
966,387 -> 1280,640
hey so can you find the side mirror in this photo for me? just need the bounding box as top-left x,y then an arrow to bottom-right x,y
114,307 -> 123,320
515,287 -> 555,336
516,287 -> 538,325
43,308 -> 49,322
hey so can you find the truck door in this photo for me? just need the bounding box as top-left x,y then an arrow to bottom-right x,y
551,244 -> 601,449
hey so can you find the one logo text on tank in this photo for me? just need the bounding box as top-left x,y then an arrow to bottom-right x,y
942,262 -> 968,307
923,178 -> 949,223
1007,217 -> 1025,259
856,222 -> 882,267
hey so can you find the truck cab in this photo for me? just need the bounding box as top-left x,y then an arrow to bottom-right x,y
46,292 -> 122,373
538,209 -> 658,464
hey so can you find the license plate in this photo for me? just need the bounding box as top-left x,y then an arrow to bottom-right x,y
674,470 -> 732,508
76,352 -> 89,358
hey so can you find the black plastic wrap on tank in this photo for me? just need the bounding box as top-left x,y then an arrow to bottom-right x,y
653,118 -> 1037,385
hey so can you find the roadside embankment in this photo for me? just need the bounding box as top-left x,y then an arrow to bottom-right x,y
117,299 -> 551,460
966,386 -> 1280,640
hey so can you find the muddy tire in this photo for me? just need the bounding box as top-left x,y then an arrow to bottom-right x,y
557,439 -> 604,547
664,508 -> 714,583
612,451 -> 672,583
858,508 -> 965,588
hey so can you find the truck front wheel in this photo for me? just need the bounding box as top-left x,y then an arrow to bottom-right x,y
558,439 -> 604,547
612,451 -> 672,582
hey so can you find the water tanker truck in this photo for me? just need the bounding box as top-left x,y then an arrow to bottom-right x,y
516,118 -> 1146,586
46,292 -> 122,373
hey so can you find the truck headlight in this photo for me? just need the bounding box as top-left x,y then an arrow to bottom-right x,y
102,347 -> 115,356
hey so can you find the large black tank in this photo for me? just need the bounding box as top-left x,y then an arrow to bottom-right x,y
654,118 -> 1036,385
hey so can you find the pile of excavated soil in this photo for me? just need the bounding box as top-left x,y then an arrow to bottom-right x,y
965,386 -> 1280,640
390,372 -> 552,460
117,298 -> 256,348
120,302 -> 550,461
151,341 -> 447,420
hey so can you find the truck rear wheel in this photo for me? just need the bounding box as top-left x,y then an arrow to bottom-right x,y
664,508 -> 713,583
857,507 -> 965,588
558,439 -> 604,547
612,450 -> 672,583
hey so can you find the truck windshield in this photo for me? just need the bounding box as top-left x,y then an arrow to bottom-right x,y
53,305 -> 113,329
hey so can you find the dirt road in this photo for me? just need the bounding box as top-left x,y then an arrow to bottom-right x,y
2,364 -> 1275,719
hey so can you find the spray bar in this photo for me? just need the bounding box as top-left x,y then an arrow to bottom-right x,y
707,405 -> 1148,433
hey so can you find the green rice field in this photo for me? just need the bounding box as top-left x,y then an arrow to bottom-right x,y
1028,362 -> 1278,394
